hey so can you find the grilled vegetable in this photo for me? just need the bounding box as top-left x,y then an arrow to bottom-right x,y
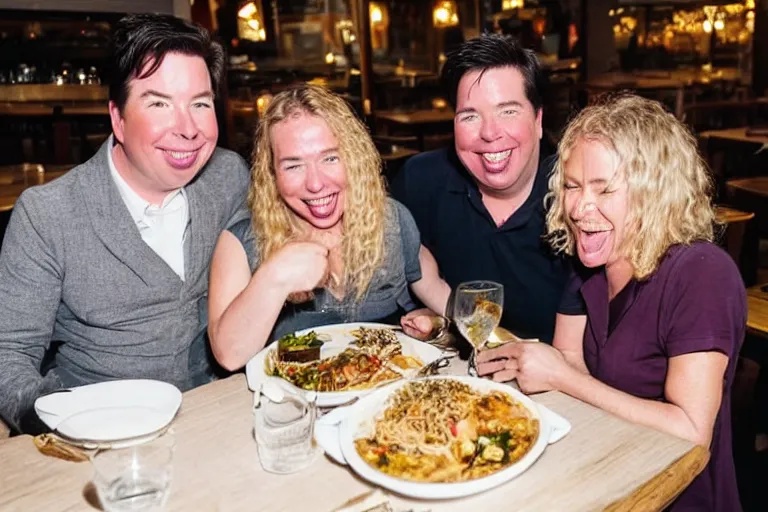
277,331 -> 325,362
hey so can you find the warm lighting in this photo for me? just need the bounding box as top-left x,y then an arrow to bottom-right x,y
433,1 -> 459,28
609,9 -> 615,17
620,16 -> 637,32
370,4 -> 383,24
432,98 -> 448,110
703,20 -> 713,33
369,2 -> 390,50
325,52 -> 335,65
746,0 -> 755,9
238,2 -> 257,19
237,1 -> 266,42
256,94 -> 272,116
502,0 -> 524,9
714,19 -> 725,31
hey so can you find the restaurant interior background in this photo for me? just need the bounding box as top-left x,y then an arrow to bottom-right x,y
0,0 -> 767,509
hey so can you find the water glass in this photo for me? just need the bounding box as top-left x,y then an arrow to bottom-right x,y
91,435 -> 174,512
253,391 -> 318,474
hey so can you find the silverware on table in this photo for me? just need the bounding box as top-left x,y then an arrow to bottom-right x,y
415,355 -> 453,378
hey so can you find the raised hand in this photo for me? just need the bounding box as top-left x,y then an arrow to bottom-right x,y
267,241 -> 330,296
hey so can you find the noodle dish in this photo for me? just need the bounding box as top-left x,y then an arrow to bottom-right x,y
331,376 -> 568,499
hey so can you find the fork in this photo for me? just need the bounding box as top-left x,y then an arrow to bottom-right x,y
415,355 -> 453,378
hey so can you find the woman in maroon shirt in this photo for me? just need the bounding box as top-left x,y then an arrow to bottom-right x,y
477,95 -> 746,511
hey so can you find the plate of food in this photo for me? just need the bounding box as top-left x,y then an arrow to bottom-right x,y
315,376 -> 571,499
245,323 -> 444,407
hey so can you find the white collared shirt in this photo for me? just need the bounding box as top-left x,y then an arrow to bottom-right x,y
108,137 -> 189,280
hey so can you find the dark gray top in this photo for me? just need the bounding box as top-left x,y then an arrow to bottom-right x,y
0,141 -> 250,433
228,198 -> 422,340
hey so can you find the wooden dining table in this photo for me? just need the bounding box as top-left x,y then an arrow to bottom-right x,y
374,109 -> 455,152
701,126 -> 768,148
0,164 -> 72,212
586,67 -> 745,120
0,360 -> 708,511
746,283 -> 768,338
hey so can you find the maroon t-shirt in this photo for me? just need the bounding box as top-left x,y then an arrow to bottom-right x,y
576,242 -> 745,512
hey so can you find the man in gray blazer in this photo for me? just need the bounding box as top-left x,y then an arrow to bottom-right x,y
0,14 -> 250,433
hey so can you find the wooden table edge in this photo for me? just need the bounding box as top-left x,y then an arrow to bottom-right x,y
602,444 -> 709,512
0,436 -> 712,510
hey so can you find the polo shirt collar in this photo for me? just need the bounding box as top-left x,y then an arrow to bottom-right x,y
445,147 -> 553,230
107,135 -> 186,224
445,148 -> 472,193
580,267 -> 652,346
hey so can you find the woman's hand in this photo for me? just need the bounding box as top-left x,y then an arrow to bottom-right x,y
476,342 -> 573,393
266,241 -> 329,295
400,308 -> 445,341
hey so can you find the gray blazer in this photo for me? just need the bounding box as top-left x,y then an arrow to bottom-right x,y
0,141 -> 250,432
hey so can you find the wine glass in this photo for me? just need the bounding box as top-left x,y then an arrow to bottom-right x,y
452,281 -> 504,376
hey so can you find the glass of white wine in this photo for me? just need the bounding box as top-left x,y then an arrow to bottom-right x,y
453,281 -> 504,376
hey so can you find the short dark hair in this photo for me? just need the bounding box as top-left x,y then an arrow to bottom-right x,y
107,14 -> 225,111
440,33 -> 544,112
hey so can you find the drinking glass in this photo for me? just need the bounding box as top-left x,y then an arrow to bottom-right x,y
453,281 -> 504,376
253,391 -> 319,474
91,434 -> 174,512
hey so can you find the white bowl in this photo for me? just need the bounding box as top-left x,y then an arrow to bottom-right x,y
317,376 -> 570,500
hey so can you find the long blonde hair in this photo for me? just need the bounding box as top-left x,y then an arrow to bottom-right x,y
249,84 -> 386,301
546,94 -> 717,279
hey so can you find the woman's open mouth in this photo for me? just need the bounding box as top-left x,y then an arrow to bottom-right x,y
303,193 -> 339,219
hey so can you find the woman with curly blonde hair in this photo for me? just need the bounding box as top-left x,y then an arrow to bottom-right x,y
477,95 -> 745,511
207,84 -> 450,370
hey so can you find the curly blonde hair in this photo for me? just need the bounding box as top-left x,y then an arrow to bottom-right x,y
546,94 -> 717,279
249,84 -> 386,301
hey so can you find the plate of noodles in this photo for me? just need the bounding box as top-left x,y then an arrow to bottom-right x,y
315,376 -> 571,499
245,323 -> 444,407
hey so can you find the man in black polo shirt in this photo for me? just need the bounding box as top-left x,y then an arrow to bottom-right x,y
392,34 -> 584,345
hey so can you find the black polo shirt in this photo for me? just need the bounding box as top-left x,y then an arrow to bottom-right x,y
390,146 -> 583,343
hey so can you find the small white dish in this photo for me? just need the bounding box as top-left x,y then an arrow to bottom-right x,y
34,379 -> 182,448
246,323 -> 444,407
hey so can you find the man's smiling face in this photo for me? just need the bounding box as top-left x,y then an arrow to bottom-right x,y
453,66 -> 542,197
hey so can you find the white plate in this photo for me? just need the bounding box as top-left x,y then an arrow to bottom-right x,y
315,376 -> 571,500
245,322 -> 444,407
34,379 -> 182,447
